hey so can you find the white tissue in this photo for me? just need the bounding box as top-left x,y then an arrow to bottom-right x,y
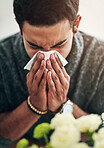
24,50 -> 68,70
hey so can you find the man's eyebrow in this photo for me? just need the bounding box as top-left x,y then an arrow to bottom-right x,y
51,39 -> 67,48
27,41 -> 43,49
27,39 -> 67,49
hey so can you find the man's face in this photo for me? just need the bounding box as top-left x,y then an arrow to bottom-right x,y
22,19 -> 74,58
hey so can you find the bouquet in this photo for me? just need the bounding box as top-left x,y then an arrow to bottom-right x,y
16,113 -> 104,148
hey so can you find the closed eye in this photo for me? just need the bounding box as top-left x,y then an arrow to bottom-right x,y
27,41 -> 43,49
27,39 -> 67,50
51,39 -> 67,48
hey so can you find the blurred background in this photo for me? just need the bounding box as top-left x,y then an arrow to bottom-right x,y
0,0 -> 104,40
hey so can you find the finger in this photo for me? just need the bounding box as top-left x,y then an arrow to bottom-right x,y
50,54 -> 70,92
39,70 -> 47,90
50,53 -> 66,85
29,53 -> 44,84
30,52 -> 44,70
47,59 -> 61,92
32,60 -> 46,87
54,53 -> 70,81
47,71 -> 55,92
26,72 -> 31,92
30,52 -> 44,73
54,52 -> 63,68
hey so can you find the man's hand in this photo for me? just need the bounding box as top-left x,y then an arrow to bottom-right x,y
46,53 -> 70,113
26,53 -> 47,112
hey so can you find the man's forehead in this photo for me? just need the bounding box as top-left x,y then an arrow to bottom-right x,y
23,19 -> 71,35
23,19 -> 71,46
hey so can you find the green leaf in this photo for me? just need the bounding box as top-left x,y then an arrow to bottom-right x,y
16,138 -> 29,148
33,123 -> 51,139
86,132 -> 94,140
85,132 -> 94,145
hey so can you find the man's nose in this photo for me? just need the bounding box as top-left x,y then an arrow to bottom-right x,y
43,47 -> 51,51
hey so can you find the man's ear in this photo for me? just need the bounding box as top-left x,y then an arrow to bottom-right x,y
14,17 -> 23,36
19,30 -> 23,36
73,15 -> 81,35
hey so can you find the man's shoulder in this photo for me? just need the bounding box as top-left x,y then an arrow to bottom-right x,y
0,33 -> 22,60
78,31 -> 104,79
79,31 -> 104,49
0,33 -> 20,48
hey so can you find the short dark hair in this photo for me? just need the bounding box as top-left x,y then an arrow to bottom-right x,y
13,0 -> 79,30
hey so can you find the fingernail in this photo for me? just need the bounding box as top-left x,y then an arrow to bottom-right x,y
51,54 -> 55,59
37,52 -> 40,57
38,53 -> 44,59
54,52 -> 57,58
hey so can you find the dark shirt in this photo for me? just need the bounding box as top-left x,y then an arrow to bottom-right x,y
0,31 -> 104,147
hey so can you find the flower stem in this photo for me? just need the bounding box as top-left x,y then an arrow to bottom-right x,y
44,134 -> 48,144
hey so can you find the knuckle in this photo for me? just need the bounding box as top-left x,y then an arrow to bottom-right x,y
37,58 -> 41,64
26,80 -> 29,87
30,88 -> 34,94
40,81 -> 44,88
65,81 -> 69,87
31,59 -> 36,68
38,55 -> 41,61
29,87 -> 32,93
37,53 -> 44,61
34,75 -> 37,80
67,75 -> 70,82
58,68 -> 61,74
52,59 -> 56,64
59,63 -> 63,69
56,91 -> 60,98
62,66 -> 64,70
54,75 -> 58,81
27,83 -> 31,93
60,89 -> 64,95
50,84 -> 54,89
49,67 -> 53,71
62,79 -> 69,90
26,73 -> 29,79
31,66 -> 35,73
40,66 -> 43,70
39,83 -> 43,88
48,64 -> 53,70
36,56 -> 42,64
40,64 -> 44,70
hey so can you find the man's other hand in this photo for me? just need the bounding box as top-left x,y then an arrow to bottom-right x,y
46,53 -> 70,113
26,52 -> 47,112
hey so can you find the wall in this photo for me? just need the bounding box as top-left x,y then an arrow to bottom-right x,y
0,0 -> 104,40
79,0 -> 104,40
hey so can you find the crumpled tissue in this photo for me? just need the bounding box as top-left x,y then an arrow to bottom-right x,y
24,50 -> 68,70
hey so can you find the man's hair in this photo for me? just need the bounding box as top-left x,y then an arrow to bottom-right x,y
13,0 -> 79,30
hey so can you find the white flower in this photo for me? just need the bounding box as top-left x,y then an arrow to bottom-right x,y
92,127 -> 104,148
70,142 -> 90,148
50,113 -> 76,129
93,127 -> 104,142
94,141 -> 104,148
101,113 -> 104,120
94,139 -> 104,148
50,124 -> 80,148
75,114 -> 101,132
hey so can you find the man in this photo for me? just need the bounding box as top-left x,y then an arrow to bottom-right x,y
0,0 -> 104,147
